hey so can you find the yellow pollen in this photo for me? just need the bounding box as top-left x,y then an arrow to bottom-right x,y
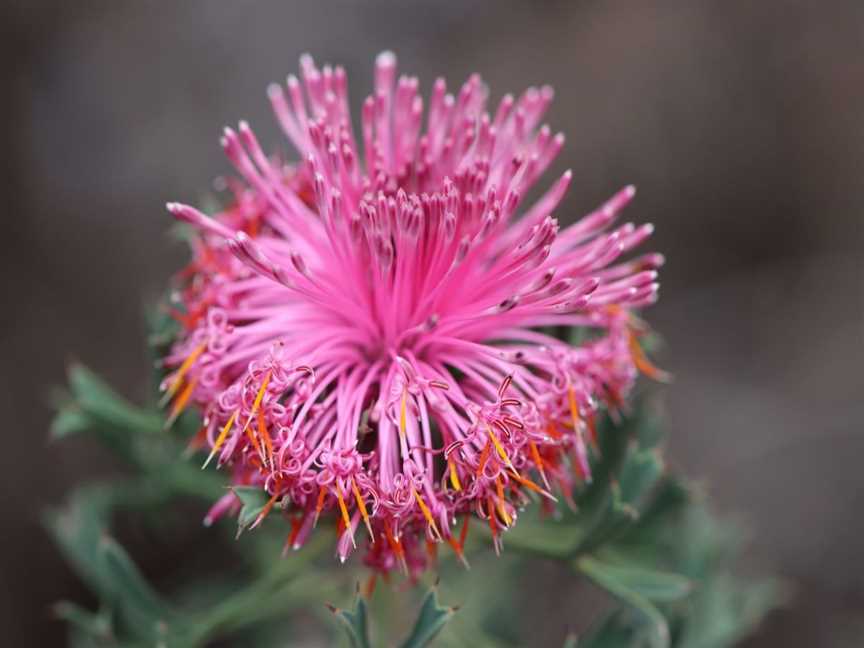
487,424 -> 514,471
351,478 -> 374,542
161,342 -> 207,405
449,459 -> 462,491
412,487 -> 441,540
242,371 -> 272,434
165,378 -> 197,428
399,388 -> 408,438
203,409 -> 239,469
495,477 -> 512,526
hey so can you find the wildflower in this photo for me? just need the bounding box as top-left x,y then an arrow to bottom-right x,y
161,52 -> 664,575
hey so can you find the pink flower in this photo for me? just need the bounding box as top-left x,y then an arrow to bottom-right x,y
161,52 -> 665,576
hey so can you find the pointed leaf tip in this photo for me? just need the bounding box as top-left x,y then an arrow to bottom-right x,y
398,585 -> 458,648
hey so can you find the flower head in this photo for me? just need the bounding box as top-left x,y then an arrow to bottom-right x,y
161,52 -> 665,575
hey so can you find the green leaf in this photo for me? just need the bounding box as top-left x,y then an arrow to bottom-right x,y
51,365 -> 164,466
576,556 -> 691,603
576,446 -> 665,555
329,590 -> 371,648
233,485 -> 268,532
618,449 -> 664,502
50,406 -> 92,440
495,506 -> 588,558
67,364 -> 162,433
399,584 -> 458,648
44,485 -> 116,593
577,555 -> 670,648
53,602 -> 114,642
97,535 -> 180,642
99,536 -> 172,618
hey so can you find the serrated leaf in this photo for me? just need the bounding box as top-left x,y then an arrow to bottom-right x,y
399,585 -> 457,648
577,555 -> 670,648
329,592 -> 371,648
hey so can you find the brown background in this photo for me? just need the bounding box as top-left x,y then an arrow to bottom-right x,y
2,1 -> 863,645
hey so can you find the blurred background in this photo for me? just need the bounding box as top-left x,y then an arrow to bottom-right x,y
2,1 -> 862,645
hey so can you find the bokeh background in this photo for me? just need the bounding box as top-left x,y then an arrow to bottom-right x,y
2,1 -> 862,645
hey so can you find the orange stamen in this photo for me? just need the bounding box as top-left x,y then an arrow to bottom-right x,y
250,491 -> 280,529
183,425 -> 208,456
364,573 -> 378,598
383,520 -> 408,574
446,517 -> 470,569
313,485 -> 327,527
509,469 -> 557,501
284,513 -> 303,554
567,386 -> 581,431
475,438 -> 492,477
568,386 -> 588,456
336,487 -> 355,549
628,331 -> 671,382
528,441 -> 550,489
459,514 -> 470,547
161,342 -> 206,405
244,415 -> 264,460
202,409 -> 239,469
351,478 -> 374,542
495,476 -> 512,526
257,409 -> 274,467
164,379 -> 197,428
242,371 -> 272,434
412,487 -> 441,540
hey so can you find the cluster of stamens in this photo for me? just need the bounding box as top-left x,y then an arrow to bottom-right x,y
160,52 -> 666,579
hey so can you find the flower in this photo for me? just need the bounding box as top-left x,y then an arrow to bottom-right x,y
161,52 -> 665,576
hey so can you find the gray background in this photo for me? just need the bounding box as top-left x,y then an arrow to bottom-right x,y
2,1 -> 863,645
